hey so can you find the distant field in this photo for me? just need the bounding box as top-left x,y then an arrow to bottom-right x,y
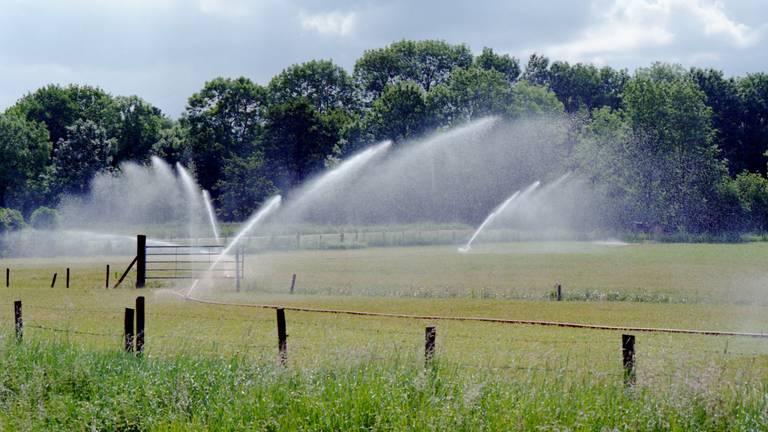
1,242 -> 768,429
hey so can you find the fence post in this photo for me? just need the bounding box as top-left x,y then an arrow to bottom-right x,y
105,265 -> 110,289
14,300 -> 22,342
425,326 -> 436,365
136,234 -> 146,288
66,268 -> 70,288
50,273 -> 57,288
622,334 -> 636,386
124,308 -> 135,353
555,283 -> 562,301
6,268 -> 9,287
235,248 -> 241,292
290,274 -> 296,294
135,297 -> 145,355
276,308 -> 287,366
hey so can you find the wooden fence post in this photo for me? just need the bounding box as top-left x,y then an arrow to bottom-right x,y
276,308 -> 287,366
124,308 -> 134,353
425,326 -> 436,365
622,334 -> 636,386
555,284 -> 562,301
136,235 -> 146,288
290,274 -> 296,294
14,300 -> 22,342
6,268 -> 9,288
135,297 -> 145,355
66,268 -> 70,288
50,273 -> 57,288
105,265 -> 110,289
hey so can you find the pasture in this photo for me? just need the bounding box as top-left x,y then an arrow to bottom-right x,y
1,241 -> 768,429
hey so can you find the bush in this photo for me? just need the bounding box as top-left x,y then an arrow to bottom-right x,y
29,206 -> 59,230
0,208 -> 25,233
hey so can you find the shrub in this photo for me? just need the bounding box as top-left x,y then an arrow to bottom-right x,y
30,206 -> 59,230
0,208 -> 25,233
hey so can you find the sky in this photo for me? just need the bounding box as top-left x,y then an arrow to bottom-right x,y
0,0 -> 766,117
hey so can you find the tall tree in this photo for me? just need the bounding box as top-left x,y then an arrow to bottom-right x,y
261,99 -> 342,189
113,96 -> 167,165
473,47 -> 520,83
7,84 -> 117,154
521,53 -> 550,86
268,60 -> 357,113
182,77 -> 268,194
354,40 -> 473,101
360,81 -> 430,144
0,114 -> 51,209
51,119 -> 115,196
738,73 -> 768,174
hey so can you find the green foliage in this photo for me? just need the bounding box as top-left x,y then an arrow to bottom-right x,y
575,69 -> 729,232
51,119 -> 115,196
521,53 -> 551,86
0,208 -> 25,233
0,114 -> 51,209
473,47 -> 520,82
183,77 -> 268,193
360,81 -> 430,144
262,99 -> 343,188
354,39 -> 473,100
215,153 -> 277,221
737,73 -> 768,174
7,84 -> 118,150
428,68 -> 514,126
729,172 -> 768,231
151,121 -> 191,166
268,59 -> 357,113
113,95 -> 167,164
29,206 -> 60,230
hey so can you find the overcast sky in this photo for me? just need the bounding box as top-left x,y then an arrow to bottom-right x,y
1,0 -> 766,117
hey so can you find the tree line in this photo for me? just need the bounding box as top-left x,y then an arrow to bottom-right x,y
0,39 -> 767,234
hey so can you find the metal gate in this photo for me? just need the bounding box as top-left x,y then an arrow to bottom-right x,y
133,235 -> 244,290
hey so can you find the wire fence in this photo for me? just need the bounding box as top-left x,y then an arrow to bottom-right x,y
5,296 -> 768,387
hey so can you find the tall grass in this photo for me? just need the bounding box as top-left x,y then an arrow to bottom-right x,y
0,336 -> 766,430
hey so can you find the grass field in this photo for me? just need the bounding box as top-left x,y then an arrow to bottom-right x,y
1,241 -> 768,429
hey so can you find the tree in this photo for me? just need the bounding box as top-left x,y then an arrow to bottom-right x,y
215,153 -> 277,221
152,121 -> 192,167
261,99 -> 342,188
521,53 -> 550,86
474,47 -> 520,83
0,114 -> 51,209
359,81 -> 430,144
7,84 -> 117,153
268,60 -> 357,113
738,73 -> 768,174
29,206 -> 60,230
354,40 -> 473,101
576,71 -> 728,232
51,119 -> 115,196
183,77 -> 268,194
428,68 -> 514,126
113,96 -> 167,165
548,62 -> 629,112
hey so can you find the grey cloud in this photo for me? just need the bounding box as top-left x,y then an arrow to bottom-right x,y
0,0 -> 765,116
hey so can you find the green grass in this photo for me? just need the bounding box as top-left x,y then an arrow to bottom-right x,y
1,242 -> 768,429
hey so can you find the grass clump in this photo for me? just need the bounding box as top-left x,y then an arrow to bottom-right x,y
0,337 -> 767,430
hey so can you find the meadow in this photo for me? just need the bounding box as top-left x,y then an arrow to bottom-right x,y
1,241 -> 768,429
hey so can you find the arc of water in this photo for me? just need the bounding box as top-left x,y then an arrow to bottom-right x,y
208,195 -> 282,271
459,181 -> 541,253
176,163 -> 205,242
202,190 -> 221,244
279,140 -> 392,221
